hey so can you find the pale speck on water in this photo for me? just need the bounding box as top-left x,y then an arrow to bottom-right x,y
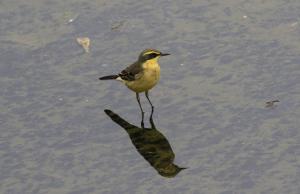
101,64 -> 108,67
291,22 -> 298,27
1,0 -> 300,194
68,18 -> 74,24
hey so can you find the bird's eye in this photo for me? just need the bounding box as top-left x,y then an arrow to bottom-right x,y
147,53 -> 159,59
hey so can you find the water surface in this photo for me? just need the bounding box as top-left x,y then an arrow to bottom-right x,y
1,0 -> 300,193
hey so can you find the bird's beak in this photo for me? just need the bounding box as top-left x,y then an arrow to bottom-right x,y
160,53 -> 170,56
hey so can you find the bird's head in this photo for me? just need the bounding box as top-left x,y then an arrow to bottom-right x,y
138,49 -> 170,62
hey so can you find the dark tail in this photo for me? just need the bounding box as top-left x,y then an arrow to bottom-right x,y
104,109 -> 136,129
99,75 -> 119,80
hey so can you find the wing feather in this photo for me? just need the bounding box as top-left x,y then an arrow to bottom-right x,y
118,61 -> 143,81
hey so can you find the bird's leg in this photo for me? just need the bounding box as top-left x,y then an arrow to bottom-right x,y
149,112 -> 156,129
145,91 -> 155,129
136,93 -> 145,128
145,91 -> 154,108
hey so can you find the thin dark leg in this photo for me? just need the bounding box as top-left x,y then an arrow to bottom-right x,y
145,91 -> 154,108
136,93 -> 145,128
149,111 -> 156,129
145,91 -> 155,129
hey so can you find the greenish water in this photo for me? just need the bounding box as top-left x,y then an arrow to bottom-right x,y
1,0 -> 300,194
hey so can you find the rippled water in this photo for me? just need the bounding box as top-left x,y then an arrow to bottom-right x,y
1,0 -> 300,193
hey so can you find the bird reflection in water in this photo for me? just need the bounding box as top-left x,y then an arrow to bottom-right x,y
104,109 -> 187,178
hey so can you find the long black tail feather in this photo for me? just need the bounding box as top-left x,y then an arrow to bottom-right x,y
99,75 -> 119,80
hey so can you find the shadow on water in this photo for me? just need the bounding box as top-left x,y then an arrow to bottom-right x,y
104,109 -> 187,178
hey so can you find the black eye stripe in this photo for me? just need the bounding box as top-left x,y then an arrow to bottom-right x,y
147,53 -> 159,59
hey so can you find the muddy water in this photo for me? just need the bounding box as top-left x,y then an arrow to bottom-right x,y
1,0 -> 300,193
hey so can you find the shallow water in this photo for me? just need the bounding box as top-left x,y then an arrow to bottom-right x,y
1,0 -> 300,193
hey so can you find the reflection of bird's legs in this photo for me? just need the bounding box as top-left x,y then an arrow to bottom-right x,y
145,91 -> 155,129
136,93 -> 145,128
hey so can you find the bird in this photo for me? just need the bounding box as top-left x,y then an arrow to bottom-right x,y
99,49 -> 170,128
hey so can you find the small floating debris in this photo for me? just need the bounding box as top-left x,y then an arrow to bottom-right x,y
111,20 -> 125,31
291,22 -> 298,27
243,15 -> 248,19
64,13 -> 79,24
68,18 -> 75,24
76,37 -> 90,53
265,100 -> 279,108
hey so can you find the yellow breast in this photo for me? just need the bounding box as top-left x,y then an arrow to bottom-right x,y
125,59 -> 160,93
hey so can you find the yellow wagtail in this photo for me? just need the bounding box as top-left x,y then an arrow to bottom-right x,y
99,49 -> 170,127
